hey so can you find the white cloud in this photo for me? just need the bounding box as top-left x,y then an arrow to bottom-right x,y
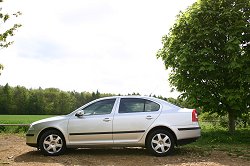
0,0 -> 196,98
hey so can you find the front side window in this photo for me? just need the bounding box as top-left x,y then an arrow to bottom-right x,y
119,98 -> 160,113
82,99 -> 116,115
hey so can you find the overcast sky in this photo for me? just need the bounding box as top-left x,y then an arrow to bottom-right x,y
0,0 -> 195,98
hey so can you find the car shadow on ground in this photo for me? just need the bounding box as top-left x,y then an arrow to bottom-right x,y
14,147 -> 210,165
14,147 -> 247,166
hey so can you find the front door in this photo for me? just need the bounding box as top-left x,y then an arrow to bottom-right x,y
68,98 -> 116,145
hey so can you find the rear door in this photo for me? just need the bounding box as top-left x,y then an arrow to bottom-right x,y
112,98 -> 161,144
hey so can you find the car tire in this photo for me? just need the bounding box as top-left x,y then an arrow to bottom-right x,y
39,130 -> 66,156
146,129 -> 174,157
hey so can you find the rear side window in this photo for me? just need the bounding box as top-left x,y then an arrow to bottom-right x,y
145,100 -> 160,112
119,98 -> 160,113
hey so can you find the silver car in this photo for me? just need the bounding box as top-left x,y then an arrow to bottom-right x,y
26,96 -> 201,156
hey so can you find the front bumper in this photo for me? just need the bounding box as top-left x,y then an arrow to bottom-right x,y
26,131 -> 38,147
26,142 -> 37,147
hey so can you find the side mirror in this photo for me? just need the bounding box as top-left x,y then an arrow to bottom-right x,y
75,110 -> 92,117
75,110 -> 84,117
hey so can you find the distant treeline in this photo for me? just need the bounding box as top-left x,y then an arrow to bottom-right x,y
0,84 -> 189,115
0,84 -> 114,115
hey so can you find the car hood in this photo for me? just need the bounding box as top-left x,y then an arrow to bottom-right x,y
31,115 -> 68,126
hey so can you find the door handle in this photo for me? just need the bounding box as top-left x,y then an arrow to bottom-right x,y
103,118 -> 111,122
146,116 -> 153,120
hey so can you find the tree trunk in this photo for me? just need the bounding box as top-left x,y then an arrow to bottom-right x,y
228,111 -> 236,133
243,121 -> 247,128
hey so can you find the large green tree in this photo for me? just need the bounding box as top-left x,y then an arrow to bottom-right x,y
157,0 -> 250,132
0,0 -> 21,75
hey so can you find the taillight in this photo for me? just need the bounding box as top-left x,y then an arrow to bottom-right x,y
192,109 -> 198,122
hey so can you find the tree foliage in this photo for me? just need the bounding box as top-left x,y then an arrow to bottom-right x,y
157,0 -> 250,132
0,0 -> 21,75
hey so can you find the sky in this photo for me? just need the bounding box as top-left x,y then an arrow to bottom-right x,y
0,0 -> 196,98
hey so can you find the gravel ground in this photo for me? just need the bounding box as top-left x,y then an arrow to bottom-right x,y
0,134 -> 249,166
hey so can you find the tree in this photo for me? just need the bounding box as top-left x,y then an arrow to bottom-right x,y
12,86 -> 29,114
27,89 -> 45,115
0,0 -> 21,75
157,0 -> 250,133
0,83 -> 13,114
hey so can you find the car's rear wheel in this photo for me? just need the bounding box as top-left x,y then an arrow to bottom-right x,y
39,130 -> 66,156
146,129 -> 174,156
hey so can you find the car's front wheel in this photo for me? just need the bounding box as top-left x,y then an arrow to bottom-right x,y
39,130 -> 66,156
146,129 -> 174,156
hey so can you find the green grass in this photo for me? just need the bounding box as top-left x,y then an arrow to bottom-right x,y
0,115 -> 55,133
0,115 -> 55,124
184,122 -> 250,160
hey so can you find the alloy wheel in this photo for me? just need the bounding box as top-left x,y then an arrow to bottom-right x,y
151,133 -> 171,154
43,134 -> 63,154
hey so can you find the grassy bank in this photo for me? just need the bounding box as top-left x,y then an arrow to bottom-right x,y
0,115 -> 55,133
0,115 -> 55,124
183,122 -> 250,160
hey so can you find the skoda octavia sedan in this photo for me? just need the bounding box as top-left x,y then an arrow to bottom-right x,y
26,96 -> 201,156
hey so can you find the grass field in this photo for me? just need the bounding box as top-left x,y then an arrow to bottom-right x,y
0,115 -> 55,124
185,127 -> 250,160
0,115 -> 55,133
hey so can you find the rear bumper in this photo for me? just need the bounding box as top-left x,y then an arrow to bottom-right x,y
174,125 -> 201,141
177,127 -> 201,131
177,137 -> 200,146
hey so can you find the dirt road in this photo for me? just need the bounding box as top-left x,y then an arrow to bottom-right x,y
0,134 -> 249,166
